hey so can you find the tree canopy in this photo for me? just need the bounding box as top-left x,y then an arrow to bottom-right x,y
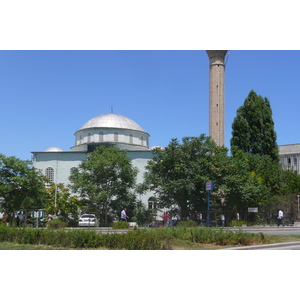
0,154 -> 47,223
140,135 -> 229,218
45,182 -> 83,226
69,146 -> 138,226
230,90 -> 278,161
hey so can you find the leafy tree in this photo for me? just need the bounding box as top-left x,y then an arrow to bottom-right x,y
276,169 -> 300,224
231,90 -> 278,161
131,200 -> 152,226
45,182 -> 83,226
225,148 -> 282,212
141,135 -> 229,219
69,146 -> 138,226
0,154 -> 47,225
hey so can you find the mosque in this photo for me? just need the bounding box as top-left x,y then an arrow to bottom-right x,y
32,113 -> 157,209
31,50 -> 300,218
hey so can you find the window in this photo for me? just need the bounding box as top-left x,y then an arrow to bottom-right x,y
45,167 -> 54,182
99,131 -> 104,142
141,136 -> 144,146
129,134 -> 133,144
87,133 -> 92,143
148,197 -> 157,210
80,135 -> 82,144
294,157 -> 298,166
114,132 -> 118,142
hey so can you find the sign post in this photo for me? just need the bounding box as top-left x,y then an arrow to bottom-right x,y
206,181 -> 214,226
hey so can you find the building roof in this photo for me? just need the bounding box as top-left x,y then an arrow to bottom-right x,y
79,113 -> 146,133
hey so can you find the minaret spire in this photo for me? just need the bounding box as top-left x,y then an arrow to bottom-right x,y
206,50 -> 228,147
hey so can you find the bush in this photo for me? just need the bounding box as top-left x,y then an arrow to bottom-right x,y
229,220 -> 247,227
0,226 -> 164,249
177,220 -> 197,227
47,219 -> 67,229
112,221 -> 129,229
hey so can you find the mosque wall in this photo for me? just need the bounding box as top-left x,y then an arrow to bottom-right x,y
32,150 -> 155,205
73,128 -> 149,149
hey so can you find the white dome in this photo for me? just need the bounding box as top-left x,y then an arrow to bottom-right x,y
45,147 -> 63,152
80,113 -> 145,133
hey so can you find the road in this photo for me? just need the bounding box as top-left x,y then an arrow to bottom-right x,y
228,226 -> 300,235
223,226 -> 300,250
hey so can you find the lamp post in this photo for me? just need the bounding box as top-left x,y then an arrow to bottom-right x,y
206,181 -> 214,226
297,195 -> 300,220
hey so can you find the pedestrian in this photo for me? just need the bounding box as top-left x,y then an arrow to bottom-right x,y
175,213 -> 181,225
16,212 -> 21,227
277,209 -> 285,227
163,212 -> 169,227
120,208 -> 129,222
221,214 -> 225,227
18,212 -> 24,226
168,214 -> 173,227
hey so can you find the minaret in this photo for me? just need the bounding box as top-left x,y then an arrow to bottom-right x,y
206,50 -> 228,147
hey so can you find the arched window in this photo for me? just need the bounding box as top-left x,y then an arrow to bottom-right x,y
45,167 -> 54,182
99,131 -> 104,142
129,134 -> 133,144
114,132 -> 118,142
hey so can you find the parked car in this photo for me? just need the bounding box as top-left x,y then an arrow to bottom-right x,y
78,214 -> 99,227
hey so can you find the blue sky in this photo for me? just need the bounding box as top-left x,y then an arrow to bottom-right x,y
0,50 -> 300,160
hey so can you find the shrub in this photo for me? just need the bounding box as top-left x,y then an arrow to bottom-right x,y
229,219 -> 247,227
177,221 -> 197,227
47,219 -> 67,229
112,221 -> 129,229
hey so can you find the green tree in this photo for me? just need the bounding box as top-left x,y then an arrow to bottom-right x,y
0,154 -> 47,225
141,135 -> 229,219
276,169 -> 300,224
69,146 -> 138,226
225,148 -> 281,211
45,182 -> 83,226
231,90 -> 278,161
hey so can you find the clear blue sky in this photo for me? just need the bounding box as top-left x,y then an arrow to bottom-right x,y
0,50 -> 300,159
0,50 -> 299,160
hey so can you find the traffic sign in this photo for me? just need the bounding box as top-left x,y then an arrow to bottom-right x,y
206,181 -> 214,191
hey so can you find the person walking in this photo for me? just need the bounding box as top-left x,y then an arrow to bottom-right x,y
163,212 -> 169,227
221,214 -> 225,227
277,209 -> 285,227
120,208 -> 129,222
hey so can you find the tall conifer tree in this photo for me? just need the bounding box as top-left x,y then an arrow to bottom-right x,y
231,90 -> 278,161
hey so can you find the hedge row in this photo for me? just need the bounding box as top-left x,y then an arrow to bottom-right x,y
0,227 -> 162,250
141,227 -> 270,246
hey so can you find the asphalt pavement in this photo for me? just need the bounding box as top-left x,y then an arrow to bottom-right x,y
222,226 -> 300,250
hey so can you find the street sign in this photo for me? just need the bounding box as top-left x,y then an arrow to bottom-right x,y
206,181 -> 214,191
248,207 -> 258,213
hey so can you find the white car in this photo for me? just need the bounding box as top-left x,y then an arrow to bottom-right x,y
78,214 -> 99,227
